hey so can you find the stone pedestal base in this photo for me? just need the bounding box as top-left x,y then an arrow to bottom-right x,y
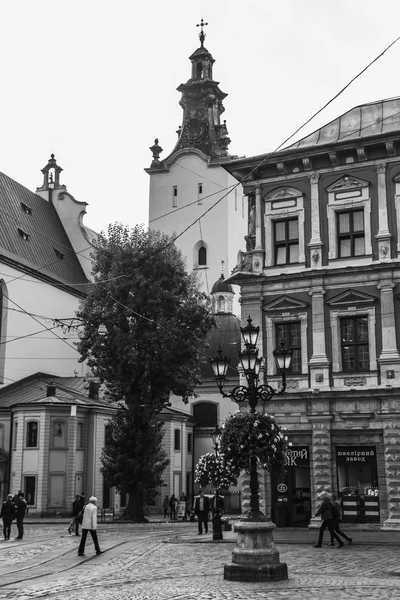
224,519 -> 288,582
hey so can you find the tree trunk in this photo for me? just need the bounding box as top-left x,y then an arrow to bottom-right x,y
122,489 -> 148,522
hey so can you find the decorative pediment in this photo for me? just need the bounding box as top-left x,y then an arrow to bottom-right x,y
325,174 -> 369,193
263,295 -> 309,312
327,289 -> 376,307
264,187 -> 302,201
393,172 -> 400,182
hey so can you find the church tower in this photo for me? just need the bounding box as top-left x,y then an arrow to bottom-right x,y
146,20 -> 246,315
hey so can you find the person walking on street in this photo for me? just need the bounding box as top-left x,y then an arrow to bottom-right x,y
313,491 -> 344,548
14,492 -> 28,540
68,494 -> 82,536
77,496 -> 102,557
329,494 -> 352,546
162,495 -> 169,519
1,494 -> 16,541
194,490 -> 210,535
169,494 -> 177,520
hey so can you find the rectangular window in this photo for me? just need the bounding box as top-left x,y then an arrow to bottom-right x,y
337,210 -> 365,258
173,185 -> 178,207
26,422 -> 38,447
77,422 -> 84,448
187,433 -> 192,453
24,476 -> 36,506
198,182 -> 203,205
275,322 -> 301,373
274,218 -> 299,265
174,429 -> 181,451
340,316 -> 369,371
13,422 -> 18,449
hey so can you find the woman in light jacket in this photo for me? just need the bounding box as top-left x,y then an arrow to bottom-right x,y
77,496 -> 102,557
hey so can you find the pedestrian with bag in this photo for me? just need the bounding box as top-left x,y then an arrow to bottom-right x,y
329,494 -> 352,546
1,494 -> 16,541
68,494 -> 82,536
313,490 -> 344,549
77,496 -> 102,557
14,492 -> 28,540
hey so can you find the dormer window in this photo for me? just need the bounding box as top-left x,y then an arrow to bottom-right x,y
21,202 -> 32,215
54,248 -> 65,260
18,228 -> 30,241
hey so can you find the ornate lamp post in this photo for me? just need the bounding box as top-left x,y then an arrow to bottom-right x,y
211,424 -> 223,541
210,316 -> 292,582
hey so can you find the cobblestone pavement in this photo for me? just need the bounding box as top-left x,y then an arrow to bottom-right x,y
0,524 -> 400,600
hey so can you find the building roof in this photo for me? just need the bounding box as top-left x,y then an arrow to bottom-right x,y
0,172 -> 89,293
0,373 -> 114,410
287,96 -> 400,150
211,274 -> 233,294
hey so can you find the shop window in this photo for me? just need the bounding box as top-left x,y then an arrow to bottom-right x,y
193,402 -> 217,427
275,322 -> 301,373
24,476 -> 36,506
26,421 -> 38,448
340,316 -> 369,372
174,429 -> 181,451
274,218 -> 299,265
336,446 -> 379,522
337,210 -> 365,258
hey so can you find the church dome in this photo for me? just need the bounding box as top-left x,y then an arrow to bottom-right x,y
211,274 -> 233,294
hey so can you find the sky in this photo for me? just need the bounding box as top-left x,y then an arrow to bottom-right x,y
1,0 -> 400,234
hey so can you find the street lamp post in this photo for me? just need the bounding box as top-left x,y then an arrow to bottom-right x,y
210,316 -> 292,582
211,424 -> 223,541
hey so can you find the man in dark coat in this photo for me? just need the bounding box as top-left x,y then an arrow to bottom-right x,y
15,492 -> 28,540
1,494 -> 16,540
194,490 -> 210,535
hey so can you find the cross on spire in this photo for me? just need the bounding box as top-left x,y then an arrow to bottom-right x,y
196,18 -> 208,47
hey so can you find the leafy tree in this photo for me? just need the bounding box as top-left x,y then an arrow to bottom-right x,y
77,224 -> 215,521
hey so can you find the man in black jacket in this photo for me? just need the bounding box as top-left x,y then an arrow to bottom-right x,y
194,490 -> 210,535
1,494 -> 16,541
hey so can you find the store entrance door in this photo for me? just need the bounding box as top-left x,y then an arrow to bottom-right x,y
271,446 -> 311,527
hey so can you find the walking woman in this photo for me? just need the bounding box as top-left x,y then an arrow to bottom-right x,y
77,497 -> 102,557
313,491 -> 344,548
329,494 -> 352,546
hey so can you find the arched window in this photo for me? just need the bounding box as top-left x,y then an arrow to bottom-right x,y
217,295 -> 225,313
26,421 -> 38,448
198,246 -> 207,266
193,402 -> 217,427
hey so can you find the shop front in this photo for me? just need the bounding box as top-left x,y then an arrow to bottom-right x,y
271,446 -> 311,527
336,446 -> 379,523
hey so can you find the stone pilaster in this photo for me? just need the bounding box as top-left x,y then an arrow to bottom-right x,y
377,278 -> 400,385
382,420 -> 400,530
255,185 -> 262,251
307,173 -> 323,268
309,416 -> 333,525
375,163 -> 391,260
308,286 -> 330,389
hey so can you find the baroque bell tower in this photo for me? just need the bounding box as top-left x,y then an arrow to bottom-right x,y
173,19 -> 231,159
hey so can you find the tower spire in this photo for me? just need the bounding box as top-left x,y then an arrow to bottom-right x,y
196,18 -> 208,47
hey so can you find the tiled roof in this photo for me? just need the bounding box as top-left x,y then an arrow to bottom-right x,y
0,172 -> 89,292
287,96 -> 400,150
0,373 -> 114,410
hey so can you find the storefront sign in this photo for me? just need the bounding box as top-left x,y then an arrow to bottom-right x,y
285,447 -> 309,467
277,483 -> 287,493
336,446 -> 376,464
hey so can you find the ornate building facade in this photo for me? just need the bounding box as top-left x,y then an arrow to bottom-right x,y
225,97 -> 400,529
